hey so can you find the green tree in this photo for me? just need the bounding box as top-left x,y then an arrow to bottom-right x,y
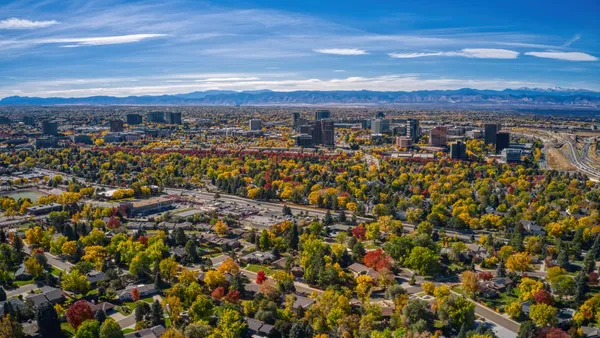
438,294 -> 475,328
529,304 -> 557,327
405,246 -> 439,276
150,300 -> 164,326
99,319 -> 124,338
75,320 -> 100,338
516,321 -> 537,338
62,269 -> 91,295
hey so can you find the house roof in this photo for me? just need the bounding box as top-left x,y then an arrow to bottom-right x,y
292,295 -> 315,309
582,327 -> 600,338
124,325 -> 166,338
245,318 -> 274,335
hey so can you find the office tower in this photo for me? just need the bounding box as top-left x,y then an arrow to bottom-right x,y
315,110 -> 330,120
407,119 -> 420,142
127,114 -> 143,125
451,141 -> 467,160
292,112 -> 300,129
429,126 -> 448,146
321,119 -> 335,146
501,148 -> 522,162
23,116 -> 35,126
249,119 -> 262,131
396,136 -> 412,148
41,120 -> 58,136
295,134 -> 313,147
371,119 -> 390,134
72,134 -> 92,144
166,112 -> 182,124
146,112 -> 165,123
393,125 -> 407,136
484,123 -> 500,146
110,120 -> 124,132
495,132 -> 510,154
311,121 -> 322,145
361,119 -> 372,129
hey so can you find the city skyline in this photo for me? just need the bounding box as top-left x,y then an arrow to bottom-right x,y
1,0 -> 599,98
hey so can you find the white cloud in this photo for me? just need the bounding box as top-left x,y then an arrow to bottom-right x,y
0,17 -> 59,29
389,48 -> 519,59
333,70 -> 346,72
41,34 -> 167,47
563,34 -> 581,47
313,48 -> 367,55
524,51 -> 597,62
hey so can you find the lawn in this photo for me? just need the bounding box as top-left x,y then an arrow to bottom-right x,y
61,322 -> 75,335
51,267 -> 63,277
14,279 -> 35,287
244,264 -> 275,275
122,329 -> 135,334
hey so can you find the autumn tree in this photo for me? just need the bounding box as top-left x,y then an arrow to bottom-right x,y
66,300 -> 94,329
460,271 -> 480,297
529,303 -> 557,327
363,249 -> 392,272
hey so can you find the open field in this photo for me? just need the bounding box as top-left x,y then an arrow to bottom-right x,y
547,147 -> 577,171
0,189 -> 48,202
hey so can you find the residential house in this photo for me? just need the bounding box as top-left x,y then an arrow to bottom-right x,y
466,244 -> 490,260
292,295 -> 315,310
521,220 -> 544,236
170,247 -> 186,261
582,327 -> 600,338
87,271 -> 107,286
124,325 -> 166,338
117,285 -> 158,301
245,317 -> 275,337
240,251 -> 277,265
14,263 -> 32,281
0,298 -> 25,316
88,301 -> 116,315
25,286 -> 65,309
478,278 -> 513,298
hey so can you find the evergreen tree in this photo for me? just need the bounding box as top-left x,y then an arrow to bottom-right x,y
591,234 -> 600,260
517,321 -> 537,338
510,232 -> 524,252
150,300 -> 164,326
282,205 -> 292,216
0,286 -> 6,301
338,210 -> 346,223
185,239 -> 199,263
155,271 -> 162,290
496,259 -> 507,278
457,322 -> 468,338
574,271 -> 588,305
583,252 -> 596,273
323,210 -> 333,226
3,301 -> 15,318
557,249 -> 569,269
36,303 -> 62,338
94,309 -> 107,324
175,228 -> 187,246
287,223 -> 299,251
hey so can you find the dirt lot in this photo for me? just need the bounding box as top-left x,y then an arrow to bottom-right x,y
547,147 -> 577,171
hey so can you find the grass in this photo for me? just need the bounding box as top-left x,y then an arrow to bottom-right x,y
122,329 -> 135,334
244,264 -> 275,275
13,279 -> 35,287
165,317 -> 172,328
51,267 -> 63,277
61,322 -> 75,335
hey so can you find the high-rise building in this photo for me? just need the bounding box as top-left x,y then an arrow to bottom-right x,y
495,132 -> 510,154
501,148 -> 522,162
311,121 -> 322,145
295,134 -> 313,147
393,126 -> 407,136
249,119 -> 262,131
165,112 -> 182,124
292,112 -> 300,129
361,119 -> 372,129
110,120 -> 124,132
127,114 -> 143,125
407,119 -> 420,142
315,110 -> 330,120
371,119 -> 390,134
41,120 -> 58,136
396,136 -> 412,148
484,123 -> 501,146
147,112 -> 165,123
321,119 -> 335,147
451,141 -> 467,160
429,126 -> 448,146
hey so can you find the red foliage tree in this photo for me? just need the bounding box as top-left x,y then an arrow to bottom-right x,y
256,271 -> 267,284
131,288 -> 140,302
225,289 -> 241,303
539,328 -> 569,338
211,286 -> 225,300
137,235 -> 148,246
363,249 -> 392,272
107,216 -> 120,229
589,272 -> 599,285
533,289 -> 554,305
66,300 -> 94,329
478,272 -> 494,280
352,224 -> 367,241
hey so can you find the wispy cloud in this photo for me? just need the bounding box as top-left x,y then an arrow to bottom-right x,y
563,34 -> 581,47
0,17 -> 59,29
389,48 -> 519,59
314,48 -> 368,55
524,51 -> 597,62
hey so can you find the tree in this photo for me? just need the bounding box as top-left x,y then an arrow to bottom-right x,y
67,300 -> 95,329
36,303 -> 62,338
457,323 -> 468,338
129,252 -> 151,279
516,321 -> 537,338
217,257 -> 239,275
159,258 -> 178,283
99,319 -> 123,338
506,252 -> 530,273
94,309 -> 107,324
438,294 -> 475,328
0,315 -> 24,338
506,301 -> 522,319
0,287 -> 6,301
211,286 -> 225,300
550,275 -> 574,299
150,300 -> 164,326
161,329 -> 185,338
24,256 -> 44,279
557,250 -> 569,269
287,223 -> 299,250
211,308 -> 246,338
189,295 -> 214,323
131,288 -> 140,302
533,290 -> 554,305
518,278 -> 544,301
364,249 -> 392,272
496,259 -> 506,278
204,270 -> 226,289
256,270 -> 267,284
62,269 -> 91,295
184,322 -> 212,338
406,246 -> 439,276
574,271 -> 588,305
529,303 -> 557,327
75,320 -> 99,338
402,299 -> 433,330
289,322 -> 313,338
460,271 -> 480,297
214,220 -> 229,237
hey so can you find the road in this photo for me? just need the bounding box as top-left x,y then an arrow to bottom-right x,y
24,245 -> 74,271
117,313 -> 136,329
6,284 -> 37,297
464,293 -> 521,333
240,268 -> 322,295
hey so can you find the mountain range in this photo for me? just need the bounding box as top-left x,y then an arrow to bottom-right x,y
1,88 -> 600,108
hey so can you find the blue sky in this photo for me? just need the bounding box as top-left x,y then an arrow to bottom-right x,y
0,0 -> 599,98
